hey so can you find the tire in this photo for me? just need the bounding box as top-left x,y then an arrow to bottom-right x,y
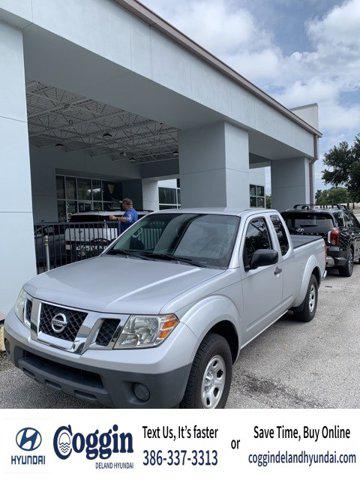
338,249 -> 354,277
293,274 -> 318,322
180,333 -> 232,409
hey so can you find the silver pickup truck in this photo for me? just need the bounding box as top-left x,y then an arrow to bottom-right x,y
5,208 -> 326,409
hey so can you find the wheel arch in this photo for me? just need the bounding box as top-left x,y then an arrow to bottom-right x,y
180,295 -> 242,364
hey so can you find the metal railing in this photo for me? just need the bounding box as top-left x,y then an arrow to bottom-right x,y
34,222 -> 121,273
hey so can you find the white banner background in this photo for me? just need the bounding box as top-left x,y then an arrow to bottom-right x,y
0,409 -> 359,479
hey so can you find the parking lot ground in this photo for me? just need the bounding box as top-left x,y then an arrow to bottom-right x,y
1,266 -> 360,409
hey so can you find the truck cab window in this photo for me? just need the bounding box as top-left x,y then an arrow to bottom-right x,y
271,214 -> 289,256
243,218 -> 272,270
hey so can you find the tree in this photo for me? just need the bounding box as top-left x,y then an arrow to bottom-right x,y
349,135 -> 360,202
316,187 -> 349,206
322,141 -> 353,186
322,134 -> 360,204
315,189 -> 322,204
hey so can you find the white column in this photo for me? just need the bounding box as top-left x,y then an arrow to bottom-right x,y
142,179 -> 159,211
179,122 -> 249,208
271,157 -> 311,211
0,21 -> 36,315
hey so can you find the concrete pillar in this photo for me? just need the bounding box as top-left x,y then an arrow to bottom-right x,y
0,21 -> 36,315
142,179 -> 159,211
179,122 -> 249,208
271,157 -> 311,211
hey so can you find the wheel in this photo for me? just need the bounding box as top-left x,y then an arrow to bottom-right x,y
293,274 -> 318,322
180,333 -> 232,409
338,249 -> 354,277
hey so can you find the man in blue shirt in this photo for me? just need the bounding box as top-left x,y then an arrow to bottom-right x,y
110,198 -> 138,233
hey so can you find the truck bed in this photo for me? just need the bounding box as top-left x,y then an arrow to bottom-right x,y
291,234 -> 323,249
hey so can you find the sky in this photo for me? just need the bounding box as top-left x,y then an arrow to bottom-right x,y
141,0 -> 360,192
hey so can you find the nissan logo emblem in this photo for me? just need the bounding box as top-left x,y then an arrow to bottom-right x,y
51,313 -> 68,333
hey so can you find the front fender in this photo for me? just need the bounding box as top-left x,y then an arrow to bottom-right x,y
293,255 -> 319,307
178,295 -> 242,361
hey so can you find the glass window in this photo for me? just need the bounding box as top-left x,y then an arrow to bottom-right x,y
159,187 -> 177,205
271,215 -> 289,256
109,213 -> 240,269
333,212 -> 345,227
256,185 -> 265,197
56,176 -> 65,199
77,178 -> 92,201
249,184 -> 265,208
57,201 -> 66,222
282,212 -> 334,233
350,213 -> 360,228
93,202 -> 103,211
65,177 -> 77,200
66,201 -> 77,220
256,197 -> 265,207
243,218 -> 272,270
92,180 -> 102,201
78,202 -> 92,212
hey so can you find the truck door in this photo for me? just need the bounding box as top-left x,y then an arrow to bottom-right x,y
241,216 -> 283,341
270,214 -> 297,307
347,212 -> 360,261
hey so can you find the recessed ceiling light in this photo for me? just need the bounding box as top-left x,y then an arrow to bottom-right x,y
130,157 -> 136,163
103,132 -> 112,138
55,143 -> 64,148
173,150 -> 178,156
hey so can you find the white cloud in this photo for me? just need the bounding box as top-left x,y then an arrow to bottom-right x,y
143,0 -> 360,188
308,0 -> 360,47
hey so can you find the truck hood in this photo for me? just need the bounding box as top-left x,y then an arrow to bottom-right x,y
25,255 -> 222,314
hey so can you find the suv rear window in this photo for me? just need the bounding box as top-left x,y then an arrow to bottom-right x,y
282,212 -> 334,233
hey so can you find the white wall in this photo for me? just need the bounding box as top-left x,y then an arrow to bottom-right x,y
271,158 -> 310,210
0,22 -> 36,315
179,122 -> 250,208
249,168 -> 266,188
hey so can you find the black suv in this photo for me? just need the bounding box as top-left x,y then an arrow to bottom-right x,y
282,204 -> 360,277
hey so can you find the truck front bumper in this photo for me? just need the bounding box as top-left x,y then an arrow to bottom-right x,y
4,310 -> 194,408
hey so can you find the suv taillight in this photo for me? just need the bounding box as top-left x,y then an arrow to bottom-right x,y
328,227 -> 340,246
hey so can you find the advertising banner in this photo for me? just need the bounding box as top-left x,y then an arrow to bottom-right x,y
1,409 -> 359,479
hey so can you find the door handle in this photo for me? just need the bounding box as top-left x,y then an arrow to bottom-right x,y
274,266 -> 282,275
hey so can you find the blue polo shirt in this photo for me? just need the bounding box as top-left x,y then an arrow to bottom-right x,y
121,208 -> 138,232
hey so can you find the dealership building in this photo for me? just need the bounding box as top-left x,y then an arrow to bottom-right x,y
0,0 -> 321,315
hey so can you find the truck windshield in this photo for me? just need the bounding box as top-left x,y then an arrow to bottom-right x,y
282,212 -> 334,233
107,213 -> 240,269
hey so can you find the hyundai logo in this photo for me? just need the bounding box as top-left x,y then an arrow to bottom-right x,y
16,428 -> 42,451
51,313 -> 68,333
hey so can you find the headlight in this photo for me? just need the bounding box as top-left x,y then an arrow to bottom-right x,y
114,314 -> 179,349
14,288 -> 27,323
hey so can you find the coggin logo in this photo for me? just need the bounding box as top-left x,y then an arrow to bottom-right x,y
53,425 -> 134,460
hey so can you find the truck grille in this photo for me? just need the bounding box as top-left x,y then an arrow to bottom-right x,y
96,319 -> 120,346
39,303 -> 87,342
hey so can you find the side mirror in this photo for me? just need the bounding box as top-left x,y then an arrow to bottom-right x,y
249,249 -> 278,270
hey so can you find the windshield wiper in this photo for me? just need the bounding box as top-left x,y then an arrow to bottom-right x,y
141,251 -> 206,268
106,249 -> 149,260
